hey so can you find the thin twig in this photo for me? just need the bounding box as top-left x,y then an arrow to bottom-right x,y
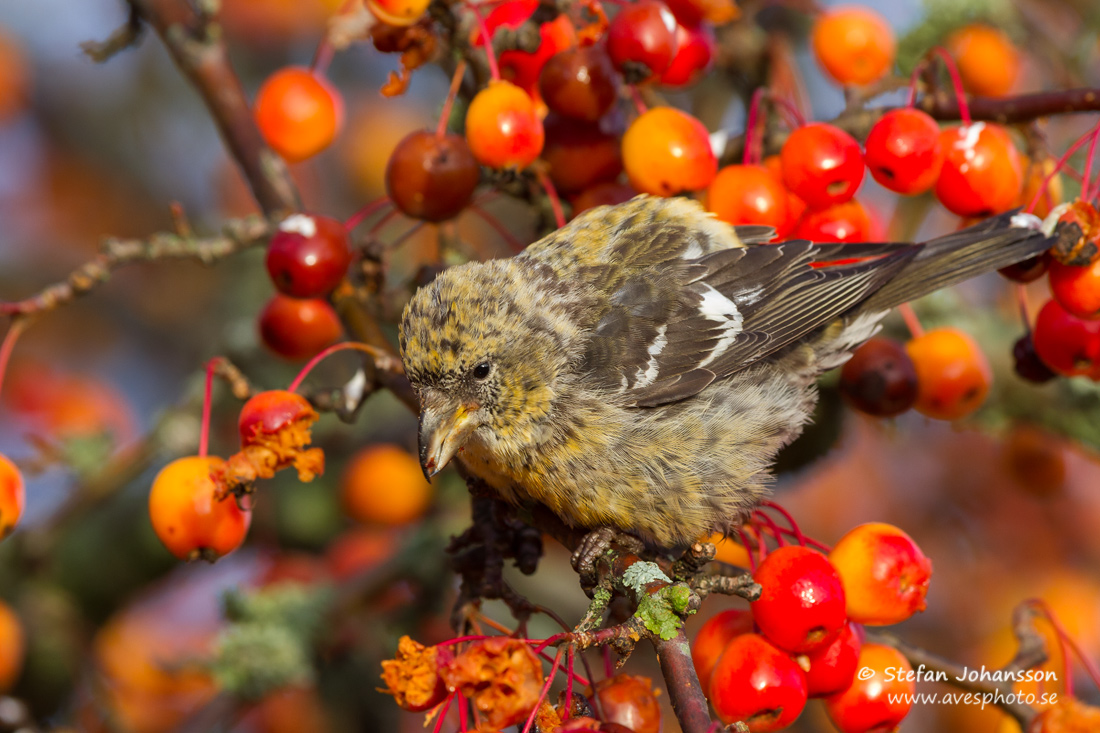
1,216 -> 271,317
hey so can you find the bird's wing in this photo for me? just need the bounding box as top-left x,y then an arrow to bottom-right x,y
578,239 -> 920,407
524,195 -> 755,274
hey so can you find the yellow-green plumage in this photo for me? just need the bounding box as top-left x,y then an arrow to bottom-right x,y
399,196 -> 1052,547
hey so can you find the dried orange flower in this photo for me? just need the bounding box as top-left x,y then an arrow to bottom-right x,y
371,21 -> 436,97
380,636 -> 450,712
442,637 -> 545,728
215,390 -> 324,497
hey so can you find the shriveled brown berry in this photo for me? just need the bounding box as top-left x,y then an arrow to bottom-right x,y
839,337 -> 918,417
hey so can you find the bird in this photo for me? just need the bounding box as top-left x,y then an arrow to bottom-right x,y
399,195 -> 1052,549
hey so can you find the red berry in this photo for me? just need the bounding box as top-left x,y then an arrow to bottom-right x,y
1032,298 -> 1100,379
386,131 -> 480,222
999,251 -> 1051,283
589,675 -> 661,733
238,390 -> 316,446
465,80 -> 544,170
752,545 -> 847,653
906,327 -> 992,421
659,21 -> 715,88
539,44 -> 620,122
622,107 -> 716,196
824,643 -> 914,733
479,1 -> 577,98
1013,333 -> 1058,384
254,67 -> 344,163
793,199 -> 872,243
863,108 -> 944,195
798,621 -> 862,698
934,123 -> 1022,218
259,294 -> 343,361
0,454 -> 25,539
477,0 -> 538,39
692,608 -> 754,693
780,123 -> 865,210
706,164 -> 789,233
606,0 -> 679,82
148,456 -> 252,562
709,633 -> 808,731
839,337 -> 919,418
1049,258 -> 1100,319
811,7 -> 896,86
541,113 -> 623,194
266,214 -> 352,298
829,523 -> 932,626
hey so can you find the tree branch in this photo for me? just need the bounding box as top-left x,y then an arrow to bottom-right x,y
81,4 -> 144,62
128,0 -> 300,215
721,85 -> 1100,166
1,215 -> 270,317
652,631 -> 713,733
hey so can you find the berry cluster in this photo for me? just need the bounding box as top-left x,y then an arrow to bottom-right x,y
382,635 -> 663,733
259,214 -> 351,361
840,329 -> 993,422
146,345 -> 433,563
1010,200 -> 1100,382
693,523 -> 932,731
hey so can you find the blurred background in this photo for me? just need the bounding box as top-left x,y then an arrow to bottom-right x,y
1,0 -> 1100,731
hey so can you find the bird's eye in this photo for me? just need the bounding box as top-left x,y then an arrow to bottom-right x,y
472,362 -> 492,380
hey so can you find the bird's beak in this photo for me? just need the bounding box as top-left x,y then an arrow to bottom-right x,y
418,403 -> 477,480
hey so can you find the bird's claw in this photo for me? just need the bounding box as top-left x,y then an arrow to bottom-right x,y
571,527 -> 646,591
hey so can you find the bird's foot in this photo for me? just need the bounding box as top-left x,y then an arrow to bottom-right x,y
571,526 -> 647,591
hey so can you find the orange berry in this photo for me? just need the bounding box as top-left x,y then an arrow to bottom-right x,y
946,23 -> 1020,97
148,456 -> 252,561
0,599 -> 25,691
811,6 -> 896,86
707,531 -> 754,567
622,107 -> 717,196
366,0 -> 430,26
906,327 -> 992,420
255,67 -> 344,163
342,444 -> 433,526
465,80 -> 544,170
829,522 -> 932,626
706,164 -> 789,233
0,454 -> 25,539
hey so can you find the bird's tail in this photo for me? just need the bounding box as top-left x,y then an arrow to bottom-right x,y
859,211 -> 1052,313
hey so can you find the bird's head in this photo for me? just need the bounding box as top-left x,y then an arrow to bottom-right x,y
399,259 -> 587,479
